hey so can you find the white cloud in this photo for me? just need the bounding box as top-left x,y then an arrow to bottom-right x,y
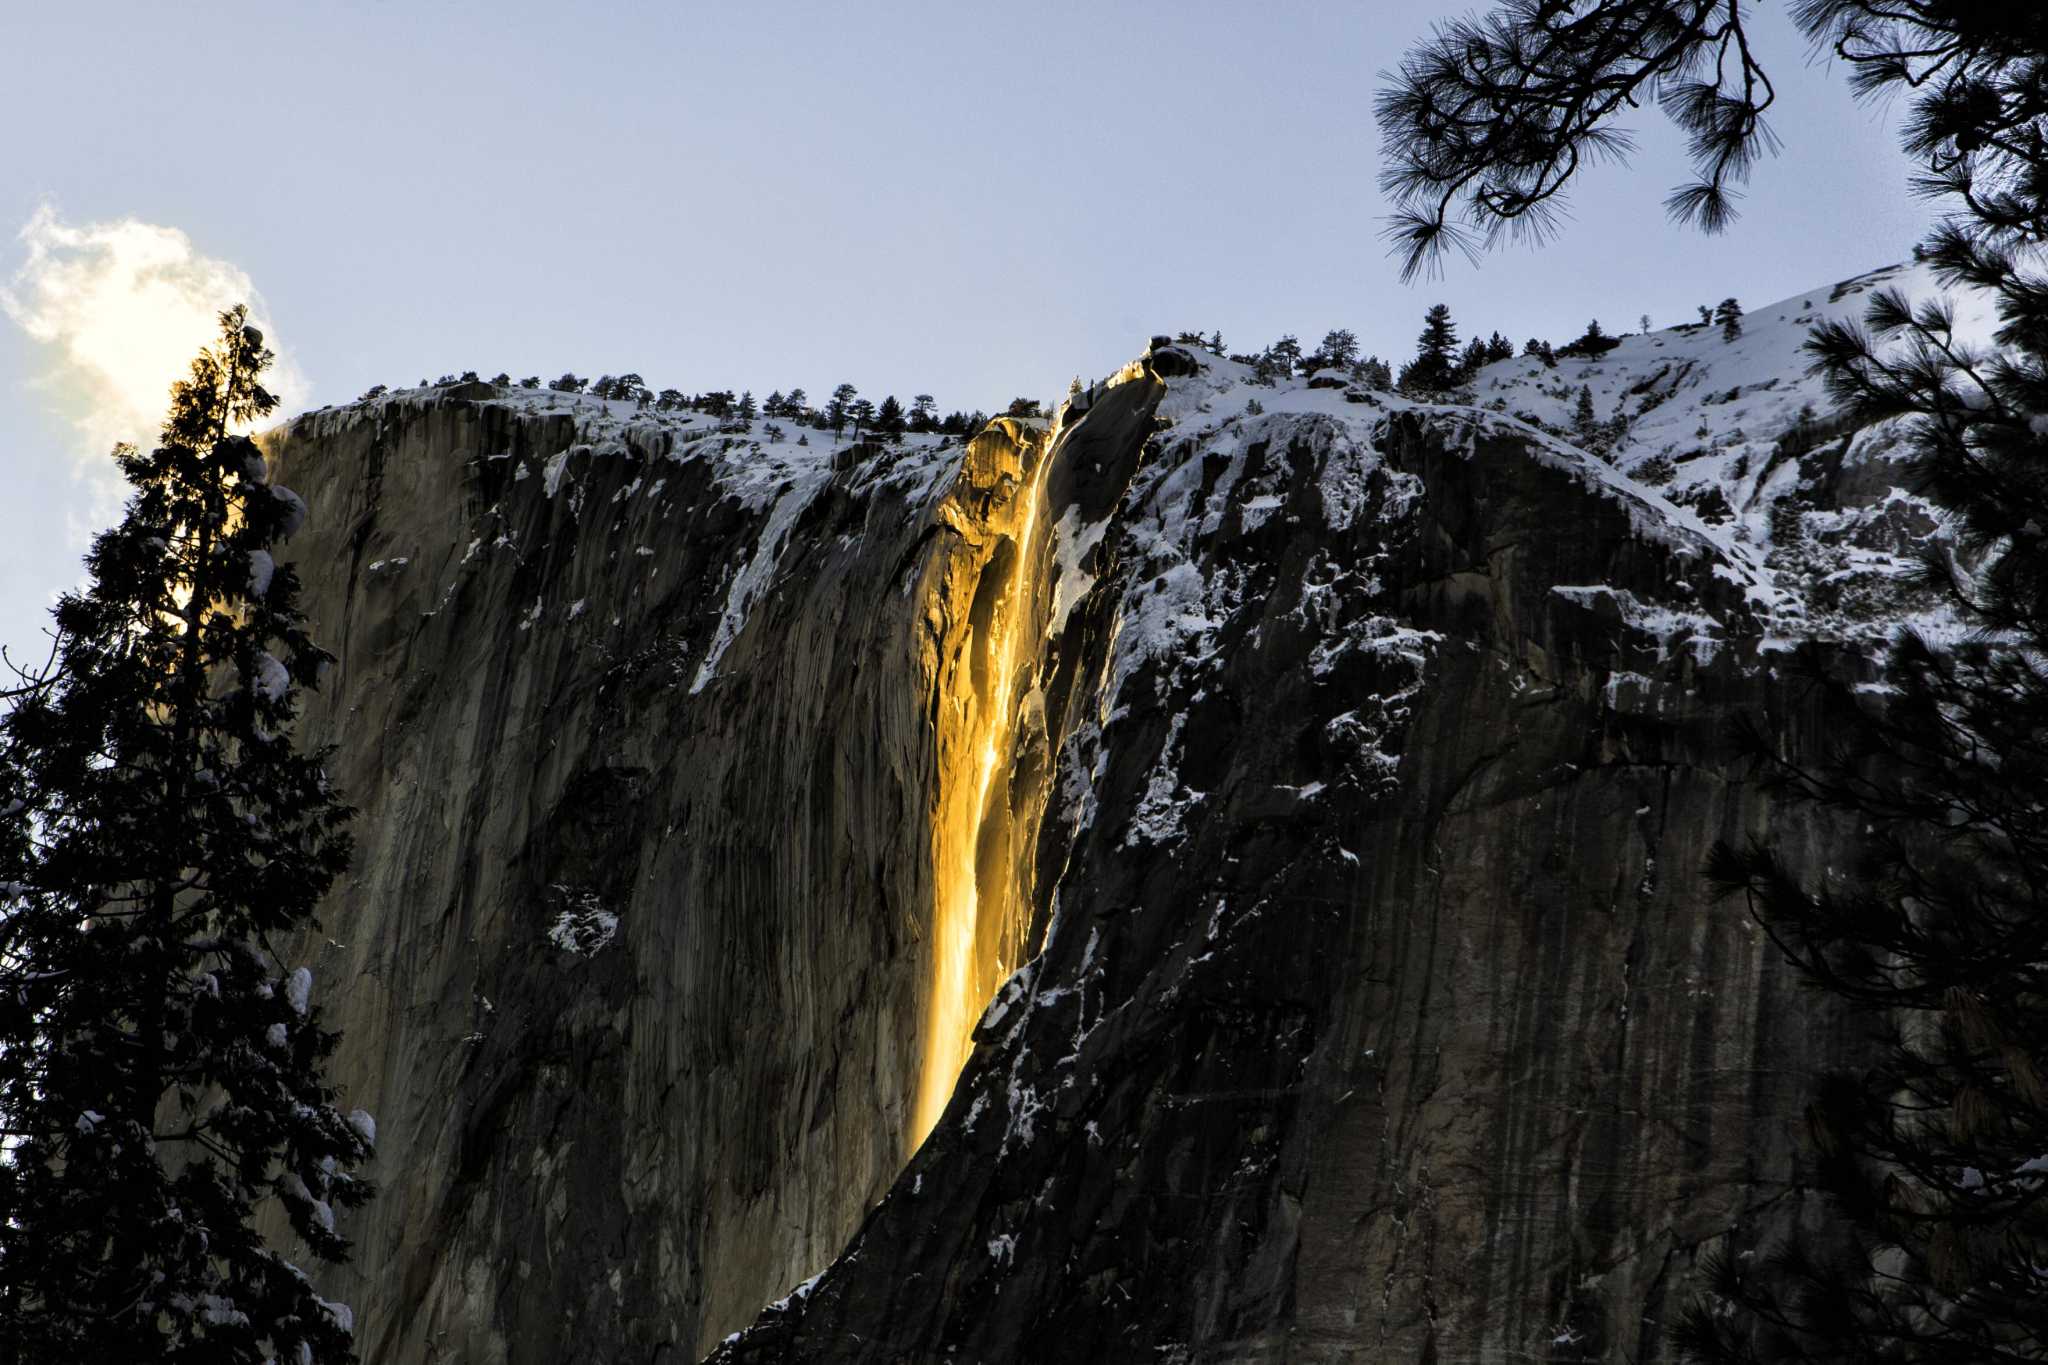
1,205 -> 310,502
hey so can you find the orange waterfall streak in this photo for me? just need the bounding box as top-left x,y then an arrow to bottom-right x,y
911,431 -> 1055,1150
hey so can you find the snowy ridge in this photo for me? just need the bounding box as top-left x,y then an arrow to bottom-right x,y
278,255 -> 1993,662
1113,260 -> 2000,647
1463,259 -> 2000,639
1468,260 -> 1996,479
289,381 -> 964,516
1147,347 -> 1751,572
1125,343 -> 1773,630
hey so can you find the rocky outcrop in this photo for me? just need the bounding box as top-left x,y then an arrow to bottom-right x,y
265,341 -> 1876,1364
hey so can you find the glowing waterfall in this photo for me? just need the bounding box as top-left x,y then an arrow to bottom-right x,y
910,421 -> 1058,1149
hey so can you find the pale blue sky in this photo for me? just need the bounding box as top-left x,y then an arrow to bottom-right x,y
2,0 -> 1929,666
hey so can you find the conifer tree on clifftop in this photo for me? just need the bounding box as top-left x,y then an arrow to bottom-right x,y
1716,296 -> 1744,342
1400,303 -> 1460,391
826,382 -> 857,437
0,309 -> 374,1364
874,393 -> 907,440
1459,335 -> 1491,379
1572,383 -> 1598,439
1384,2 -> 2048,1358
1315,328 -> 1361,370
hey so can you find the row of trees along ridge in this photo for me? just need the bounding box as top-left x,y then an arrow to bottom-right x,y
359,371 -> 1008,445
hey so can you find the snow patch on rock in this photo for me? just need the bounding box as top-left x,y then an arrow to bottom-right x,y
690,470 -> 830,694
546,886 -> 620,956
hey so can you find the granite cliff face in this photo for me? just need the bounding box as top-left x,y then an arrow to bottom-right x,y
262,280 -> 1942,1363
264,387 -> 1059,1363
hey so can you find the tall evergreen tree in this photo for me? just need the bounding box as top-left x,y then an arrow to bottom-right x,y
1256,334 -> 1304,383
1571,383 -> 1598,439
826,383 -> 857,437
1716,297 -> 1744,342
1404,304 -> 1460,391
1458,336 -> 1491,379
0,309 -> 373,1363
1383,3 -> 2048,1359
1315,328 -> 1361,370
874,394 -> 906,439
1681,230 -> 2048,1365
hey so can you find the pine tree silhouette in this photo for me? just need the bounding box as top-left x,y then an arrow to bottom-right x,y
0,310 -> 373,1363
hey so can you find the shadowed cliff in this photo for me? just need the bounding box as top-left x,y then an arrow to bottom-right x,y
709,353 -> 1863,1363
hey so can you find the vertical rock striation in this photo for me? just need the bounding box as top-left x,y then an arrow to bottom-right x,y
265,393 -> 1068,1361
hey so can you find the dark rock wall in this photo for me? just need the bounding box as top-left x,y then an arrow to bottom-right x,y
711,388 -> 1857,1363
267,360 -> 1861,1364
1283,416 -> 1855,1362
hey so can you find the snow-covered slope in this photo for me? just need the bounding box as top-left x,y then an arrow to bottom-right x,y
1079,260 -> 1995,649
1463,259 -> 1999,641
